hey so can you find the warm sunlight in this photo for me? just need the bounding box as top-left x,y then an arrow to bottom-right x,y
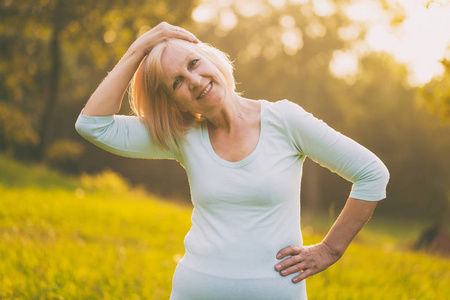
193,0 -> 450,86
2,1 -> 450,298
344,0 -> 450,86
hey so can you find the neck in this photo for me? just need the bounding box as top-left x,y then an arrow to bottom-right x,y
206,92 -> 251,132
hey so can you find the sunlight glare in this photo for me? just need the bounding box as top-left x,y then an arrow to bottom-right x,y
312,0 -> 337,17
192,4 -> 215,23
219,9 -> 238,31
344,0 -> 385,22
279,15 -> 296,28
338,24 -> 361,41
269,0 -> 287,8
329,50 -> 359,81
306,22 -> 327,38
282,28 -> 304,55
217,0 -> 233,7
300,4 -> 314,18
237,0 -> 269,17
345,0 -> 450,85
193,0 -> 450,85
289,0 -> 309,4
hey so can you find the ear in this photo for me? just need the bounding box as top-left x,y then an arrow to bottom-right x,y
178,106 -> 188,113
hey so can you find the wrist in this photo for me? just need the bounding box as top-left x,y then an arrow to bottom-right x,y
321,240 -> 346,259
127,43 -> 147,59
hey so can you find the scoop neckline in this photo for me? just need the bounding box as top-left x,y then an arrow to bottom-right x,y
201,100 -> 266,169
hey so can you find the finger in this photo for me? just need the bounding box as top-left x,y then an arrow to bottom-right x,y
275,254 -> 303,271
279,261 -> 308,276
276,245 -> 301,260
292,269 -> 314,283
173,26 -> 200,43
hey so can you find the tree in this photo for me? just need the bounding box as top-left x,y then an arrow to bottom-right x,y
333,52 -> 450,221
418,58 -> 450,123
0,0 -> 197,159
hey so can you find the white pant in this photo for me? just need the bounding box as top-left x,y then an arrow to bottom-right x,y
169,263 -> 307,300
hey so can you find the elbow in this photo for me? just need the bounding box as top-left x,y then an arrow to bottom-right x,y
74,117 -> 86,136
371,159 -> 390,199
74,118 -> 82,135
378,160 -> 390,188
369,159 -> 390,189
74,115 -> 94,141
351,159 -> 390,201
74,113 -> 116,144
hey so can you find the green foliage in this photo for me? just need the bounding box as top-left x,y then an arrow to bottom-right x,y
80,169 -> 131,194
45,139 -> 84,161
45,138 -> 85,173
332,53 -> 450,221
0,0 -> 198,158
0,102 -> 38,153
0,0 -> 197,110
0,154 -> 79,190
418,59 -> 450,122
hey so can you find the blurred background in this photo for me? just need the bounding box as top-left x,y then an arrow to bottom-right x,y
1,0 -> 449,224
1,0 -> 450,298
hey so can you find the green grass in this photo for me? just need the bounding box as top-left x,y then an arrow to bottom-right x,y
0,154 -> 449,299
0,156 -> 80,191
0,186 -> 190,299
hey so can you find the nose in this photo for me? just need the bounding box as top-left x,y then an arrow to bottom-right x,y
187,72 -> 202,90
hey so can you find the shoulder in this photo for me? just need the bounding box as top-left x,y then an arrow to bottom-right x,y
262,99 -> 310,124
264,99 -> 332,146
178,120 -> 203,148
263,99 -> 307,113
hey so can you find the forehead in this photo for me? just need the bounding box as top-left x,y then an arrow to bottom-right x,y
160,45 -> 197,79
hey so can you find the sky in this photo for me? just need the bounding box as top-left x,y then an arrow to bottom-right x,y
193,0 -> 450,86
344,0 -> 450,86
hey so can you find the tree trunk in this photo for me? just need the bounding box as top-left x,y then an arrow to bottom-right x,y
302,158 -> 321,226
36,0 -> 62,160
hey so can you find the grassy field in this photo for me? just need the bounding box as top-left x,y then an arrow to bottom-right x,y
0,155 -> 449,299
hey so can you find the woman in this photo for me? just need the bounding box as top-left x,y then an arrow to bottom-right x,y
75,22 -> 389,299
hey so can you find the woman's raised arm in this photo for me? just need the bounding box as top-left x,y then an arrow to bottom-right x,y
82,22 -> 198,116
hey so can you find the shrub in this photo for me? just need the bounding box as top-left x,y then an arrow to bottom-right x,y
0,102 -> 39,154
45,138 -> 85,173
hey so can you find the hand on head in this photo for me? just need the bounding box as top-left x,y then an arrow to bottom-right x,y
131,22 -> 200,56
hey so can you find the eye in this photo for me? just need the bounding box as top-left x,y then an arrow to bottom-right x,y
173,77 -> 182,90
189,59 -> 200,69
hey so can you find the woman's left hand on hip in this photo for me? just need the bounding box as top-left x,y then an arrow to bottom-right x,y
274,242 -> 341,283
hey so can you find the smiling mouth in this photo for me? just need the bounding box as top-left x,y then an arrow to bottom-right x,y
197,82 -> 212,100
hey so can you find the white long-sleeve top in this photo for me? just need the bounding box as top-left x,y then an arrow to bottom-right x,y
75,99 -> 389,279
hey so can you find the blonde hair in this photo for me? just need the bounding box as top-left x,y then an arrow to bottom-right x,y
129,39 -> 236,151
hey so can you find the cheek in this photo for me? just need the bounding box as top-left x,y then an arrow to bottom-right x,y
173,90 -> 191,109
200,59 -> 219,77
209,67 -> 228,89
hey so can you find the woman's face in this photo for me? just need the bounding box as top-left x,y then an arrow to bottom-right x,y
160,44 -> 226,115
